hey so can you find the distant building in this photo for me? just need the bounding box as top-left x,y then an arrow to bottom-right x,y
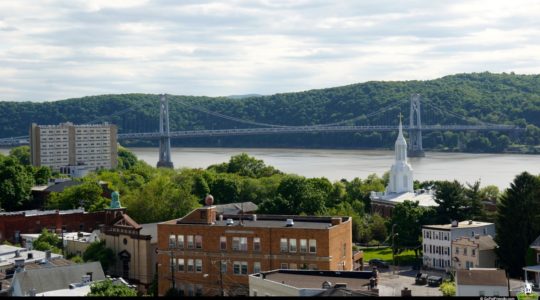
29,122 -> 118,173
214,202 -> 258,215
156,196 -> 353,296
0,208 -> 107,244
455,268 -> 509,297
20,230 -> 100,256
10,261 -> 105,296
30,178 -> 112,210
422,220 -> 496,270
369,117 -> 437,217
451,235 -> 498,270
248,269 -> 377,297
0,244 -> 63,273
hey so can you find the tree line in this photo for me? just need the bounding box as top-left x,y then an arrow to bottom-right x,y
1,72 -> 540,153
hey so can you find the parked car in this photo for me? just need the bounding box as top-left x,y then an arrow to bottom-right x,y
427,275 -> 443,287
368,259 -> 389,269
415,273 -> 428,285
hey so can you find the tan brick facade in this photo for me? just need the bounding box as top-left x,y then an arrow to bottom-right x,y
156,207 -> 353,296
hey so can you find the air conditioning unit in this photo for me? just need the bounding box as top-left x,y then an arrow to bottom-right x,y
286,219 -> 294,227
226,219 -> 234,226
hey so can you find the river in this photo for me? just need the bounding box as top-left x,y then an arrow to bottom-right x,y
129,147 -> 540,191
2,147 -> 538,190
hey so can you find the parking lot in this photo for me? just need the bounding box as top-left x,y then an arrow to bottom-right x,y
374,267 -> 445,297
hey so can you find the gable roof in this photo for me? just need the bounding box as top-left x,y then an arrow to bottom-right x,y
456,269 -> 507,286
530,235 -> 540,248
11,261 -> 105,296
112,213 -> 142,230
477,235 -> 498,250
44,180 -> 83,193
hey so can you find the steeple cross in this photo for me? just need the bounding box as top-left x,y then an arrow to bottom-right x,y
398,112 -> 403,123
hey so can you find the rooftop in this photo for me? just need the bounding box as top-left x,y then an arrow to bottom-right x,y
214,201 -> 258,215
251,269 -> 373,290
140,222 -> 158,243
370,191 -> 438,207
456,268 -> 507,286
453,235 -> 498,250
0,208 -> 86,217
423,220 -> 494,230
0,245 -> 63,267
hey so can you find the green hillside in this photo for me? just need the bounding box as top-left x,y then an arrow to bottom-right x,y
1,72 -> 540,153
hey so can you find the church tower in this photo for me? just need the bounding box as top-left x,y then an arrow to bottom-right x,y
385,115 -> 414,194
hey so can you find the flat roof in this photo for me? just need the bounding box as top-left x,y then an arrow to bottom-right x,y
423,220 -> 494,230
0,208 -> 85,217
211,219 -> 332,229
253,270 -> 372,290
371,191 -> 438,207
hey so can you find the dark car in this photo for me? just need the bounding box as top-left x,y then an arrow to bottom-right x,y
427,275 -> 443,287
368,259 -> 389,269
415,273 -> 428,285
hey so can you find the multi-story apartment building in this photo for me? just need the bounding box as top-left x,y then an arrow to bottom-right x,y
451,235 -> 498,270
30,122 -> 117,172
156,203 -> 353,296
422,220 -> 495,270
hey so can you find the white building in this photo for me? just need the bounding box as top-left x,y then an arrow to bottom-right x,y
456,268 -> 509,297
0,245 -> 62,273
30,122 -> 118,173
370,116 -> 437,217
422,220 -> 496,270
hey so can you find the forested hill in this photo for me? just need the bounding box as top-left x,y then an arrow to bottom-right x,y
1,72 -> 540,153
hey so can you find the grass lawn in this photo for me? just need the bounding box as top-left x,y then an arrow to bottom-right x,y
362,247 -> 420,266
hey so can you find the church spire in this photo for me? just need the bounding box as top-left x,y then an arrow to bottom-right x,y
395,113 -> 407,162
385,114 -> 414,194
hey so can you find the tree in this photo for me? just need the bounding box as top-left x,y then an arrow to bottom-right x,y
33,166 -> 52,185
83,241 -> 116,272
46,182 -> 107,212
117,147 -> 138,170
9,146 -> 30,165
226,153 -> 281,178
439,280 -> 456,296
370,213 -> 388,243
434,180 -> 468,223
0,156 -> 35,211
465,181 -> 486,221
33,228 -> 62,254
495,172 -> 540,277
87,279 -> 137,296
390,200 -> 433,257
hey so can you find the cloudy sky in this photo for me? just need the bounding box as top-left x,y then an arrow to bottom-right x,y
1,0 -> 539,101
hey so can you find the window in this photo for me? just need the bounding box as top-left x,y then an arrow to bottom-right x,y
280,263 -> 288,269
483,228 -> 487,235
455,247 -> 459,254
309,239 -> 317,253
220,236 -> 227,250
290,263 -> 297,269
280,238 -> 288,252
233,237 -> 240,251
479,291 -> 485,296
233,261 -> 248,275
464,247 -> 468,255
195,259 -> 202,273
240,237 -> 248,251
308,264 -> 318,270
424,244 -> 427,253
253,237 -> 261,252
253,262 -> 261,273
195,235 -> 202,249
177,235 -> 184,249
187,259 -> 194,272
472,249 -> 476,256
342,243 -> 346,257
187,235 -> 194,249
300,239 -> 307,253
195,285 -> 203,297
289,239 -> 297,253
178,258 -> 185,272
171,258 -> 176,269
169,235 -> 176,248
221,261 -> 227,273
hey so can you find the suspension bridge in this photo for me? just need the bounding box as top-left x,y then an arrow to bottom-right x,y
0,94 -> 526,167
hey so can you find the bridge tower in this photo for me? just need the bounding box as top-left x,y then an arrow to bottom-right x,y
408,94 -> 425,157
157,94 -> 174,168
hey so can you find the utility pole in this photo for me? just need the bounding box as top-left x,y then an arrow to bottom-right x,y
170,250 -> 175,290
392,224 -> 397,274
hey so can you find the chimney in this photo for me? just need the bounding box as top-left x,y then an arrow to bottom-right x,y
219,214 -> 223,221
253,214 -> 257,221
451,220 -> 458,227
45,250 -> 51,261
27,252 -> 33,260
81,274 -> 92,285
15,250 -> 21,257
468,220 -> 473,225
286,219 -> 294,227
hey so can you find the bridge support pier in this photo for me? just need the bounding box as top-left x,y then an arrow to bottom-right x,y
408,94 -> 425,157
157,94 -> 174,168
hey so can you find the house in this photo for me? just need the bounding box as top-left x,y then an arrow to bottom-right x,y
422,220 -> 495,270
0,244 -> 63,273
10,261 -> 105,296
156,195 -> 354,296
522,235 -> 540,286
248,269 -> 377,297
455,268 -> 508,296
451,235 -> 498,269
20,230 -> 100,256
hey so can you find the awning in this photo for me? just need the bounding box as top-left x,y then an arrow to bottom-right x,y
523,265 -> 540,273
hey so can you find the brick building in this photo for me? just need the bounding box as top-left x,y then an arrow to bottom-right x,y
156,203 -> 353,296
0,208 -> 107,244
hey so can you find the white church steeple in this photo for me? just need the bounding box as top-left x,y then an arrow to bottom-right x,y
385,114 -> 414,194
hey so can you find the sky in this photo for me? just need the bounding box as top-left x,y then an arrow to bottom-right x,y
1,0 -> 540,102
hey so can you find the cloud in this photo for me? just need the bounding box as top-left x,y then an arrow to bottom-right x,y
0,0 -> 539,101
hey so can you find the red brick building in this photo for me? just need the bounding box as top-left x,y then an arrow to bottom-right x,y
0,208 -> 114,244
157,205 -> 353,296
